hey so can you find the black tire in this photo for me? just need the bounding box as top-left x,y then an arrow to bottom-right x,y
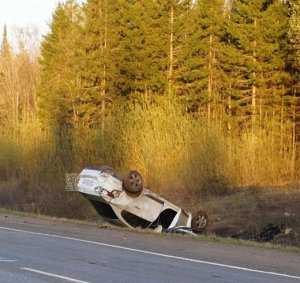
123,170 -> 143,195
191,210 -> 208,234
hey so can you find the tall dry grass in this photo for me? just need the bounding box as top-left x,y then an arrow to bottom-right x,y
0,95 -> 298,217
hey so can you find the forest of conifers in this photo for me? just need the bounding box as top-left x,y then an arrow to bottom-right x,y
0,0 -> 300,216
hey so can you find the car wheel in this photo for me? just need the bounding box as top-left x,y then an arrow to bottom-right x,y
192,210 -> 208,234
123,170 -> 143,195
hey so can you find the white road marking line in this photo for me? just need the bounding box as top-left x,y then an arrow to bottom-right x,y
21,267 -> 89,283
0,226 -> 300,281
0,259 -> 17,262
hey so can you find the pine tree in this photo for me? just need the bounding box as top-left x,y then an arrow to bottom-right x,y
79,0 -> 124,129
38,0 -> 82,128
224,0 -> 261,132
222,0 -> 287,133
221,0 -> 291,137
80,0 -> 193,101
289,0 -> 300,88
177,0 -> 225,121
259,0 -> 290,134
111,0 -> 149,95
158,0 -> 192,96
287,0 -> 300,176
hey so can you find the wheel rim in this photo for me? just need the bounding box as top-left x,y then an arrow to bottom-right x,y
129,173 -> 142,190
195,215 -> 207,229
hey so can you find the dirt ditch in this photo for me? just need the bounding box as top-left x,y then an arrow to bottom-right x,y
203,186 -> 300,247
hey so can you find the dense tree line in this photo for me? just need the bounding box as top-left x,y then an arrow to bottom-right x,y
37,0 -> 299,125
1,0 -> 300,181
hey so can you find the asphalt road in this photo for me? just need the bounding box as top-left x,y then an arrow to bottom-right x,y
0,213 -> 300,283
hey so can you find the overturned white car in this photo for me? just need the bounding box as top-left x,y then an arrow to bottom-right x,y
77,166 -> 208,234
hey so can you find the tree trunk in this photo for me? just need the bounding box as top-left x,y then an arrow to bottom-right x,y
227,85 -> 232,134
101,0 -> 108,135
252,19 -> 257,138
280,91 -> 284,157
291,91 -> 297,179
208,34 -> 213,124
168,5 -> 174,96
